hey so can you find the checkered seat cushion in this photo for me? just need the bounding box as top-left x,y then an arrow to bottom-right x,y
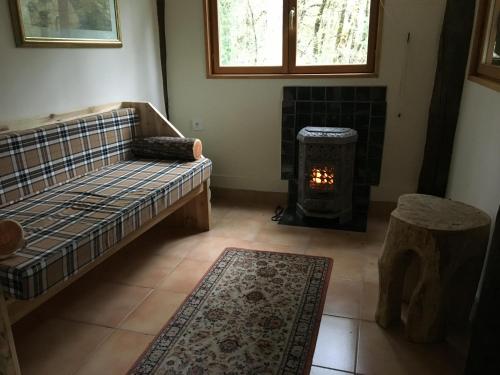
0,108 -> 212,299
0,158 -> 211,299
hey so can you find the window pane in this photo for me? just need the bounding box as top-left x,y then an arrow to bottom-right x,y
484,1 -> 500,66
296,0 -> 371,66
493,20 -> 500,66
217,0 -> 283,67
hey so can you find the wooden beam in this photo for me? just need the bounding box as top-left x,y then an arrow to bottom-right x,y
417,0 -> 476,196
0,102 -> 183,137
156,0 -> 170,118
0,103 -> 123,131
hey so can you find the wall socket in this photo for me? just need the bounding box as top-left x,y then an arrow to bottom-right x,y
191,119 -> 204,131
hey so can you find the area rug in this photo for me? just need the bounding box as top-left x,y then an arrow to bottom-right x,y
129,248 -> 332,375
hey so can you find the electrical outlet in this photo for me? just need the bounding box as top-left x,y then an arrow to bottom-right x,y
191,119 -> 204,131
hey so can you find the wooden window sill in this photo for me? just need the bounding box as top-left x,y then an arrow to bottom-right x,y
206,72 -> 379,79
468,75 -> 500,92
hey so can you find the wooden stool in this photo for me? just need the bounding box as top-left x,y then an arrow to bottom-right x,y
375,194 -> 490,343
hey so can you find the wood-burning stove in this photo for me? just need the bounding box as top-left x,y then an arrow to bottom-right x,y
297,127 -> 358,223
280,86 -> 387,231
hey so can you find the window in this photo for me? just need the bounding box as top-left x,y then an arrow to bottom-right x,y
204,0 -> 381,77
470,0 -> 500,90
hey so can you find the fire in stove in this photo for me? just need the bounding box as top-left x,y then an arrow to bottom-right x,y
310,166 -> 335,191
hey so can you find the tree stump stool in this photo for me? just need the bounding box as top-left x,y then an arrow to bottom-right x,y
375,194 -> 490,343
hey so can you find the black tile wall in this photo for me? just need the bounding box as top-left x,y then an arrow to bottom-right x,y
281,86 -> 387,187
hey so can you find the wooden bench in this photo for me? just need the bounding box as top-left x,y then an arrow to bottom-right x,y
0,102 -> 211,374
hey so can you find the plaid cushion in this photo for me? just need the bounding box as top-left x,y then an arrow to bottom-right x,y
0,158 -> 212,299
0,108 -> 139,207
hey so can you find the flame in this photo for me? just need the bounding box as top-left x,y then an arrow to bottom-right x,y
309,166 -> 335,191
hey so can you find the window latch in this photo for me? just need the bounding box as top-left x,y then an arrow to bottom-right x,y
289,8 -> 296,31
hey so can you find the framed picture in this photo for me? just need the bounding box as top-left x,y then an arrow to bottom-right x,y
8,0 -> 122,47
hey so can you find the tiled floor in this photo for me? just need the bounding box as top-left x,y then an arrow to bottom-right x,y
12,193 -> 467,375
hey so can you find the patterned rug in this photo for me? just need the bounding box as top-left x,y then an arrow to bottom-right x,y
129,248 -> 332,375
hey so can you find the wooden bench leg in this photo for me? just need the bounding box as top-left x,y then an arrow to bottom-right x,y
0,293 -> 21,375
188,180 -> 211,231
171,180 -> 211,232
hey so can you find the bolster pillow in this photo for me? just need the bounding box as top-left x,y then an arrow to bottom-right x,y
0,219 -> 24,259
131,137 -> 203,161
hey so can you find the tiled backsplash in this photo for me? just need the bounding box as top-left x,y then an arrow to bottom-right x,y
281,86 -> 387,186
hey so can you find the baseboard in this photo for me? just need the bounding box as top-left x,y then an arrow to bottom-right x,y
211,187 -> 396,213
211,187 -> 288,206
210,175 -> 288,193
369,201 -> 397,216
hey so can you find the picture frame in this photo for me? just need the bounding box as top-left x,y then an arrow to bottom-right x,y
8,0 -> 122,48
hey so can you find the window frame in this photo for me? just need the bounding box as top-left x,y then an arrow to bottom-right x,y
469,0 -> 500,91
203,0 -> 381,78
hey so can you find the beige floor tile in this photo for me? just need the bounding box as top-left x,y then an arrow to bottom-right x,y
15,318 -> 113,375
128,226 -> 193,256
363,253 -> 380,284
236,240 -> 310,255
101,254 -> 180,288
356,321 -> 464,375
185,236 -> 240,262
54,281 -> 152,327
310,366 -> 352,374
211,204 -> 231,224
148,230 -> 203,258
236,239 -> 306,254
324,278 -> 362,319
11,197 -> 462,374
360,281 -> 379,322
312,315 -> 358,372
363,241 -> 385,256
75,330 -> 153,375
82,250 -> 140,285
120,290 -> 187,335
255,222 -> 312,249
223,204 -> 274,222
309,229 -> 368,252
307,247 -> 365,282
206,217 -> 264,241
157,258 -> 213,293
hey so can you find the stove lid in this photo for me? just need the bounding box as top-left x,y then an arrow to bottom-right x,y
297,127 -> 358,144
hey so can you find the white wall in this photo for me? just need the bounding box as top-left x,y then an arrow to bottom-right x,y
165,0 -> 447,201
447,81 -> 500,225
0,0 -> 165,124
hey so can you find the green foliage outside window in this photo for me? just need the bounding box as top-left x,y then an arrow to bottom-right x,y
217,0 -> 371,67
